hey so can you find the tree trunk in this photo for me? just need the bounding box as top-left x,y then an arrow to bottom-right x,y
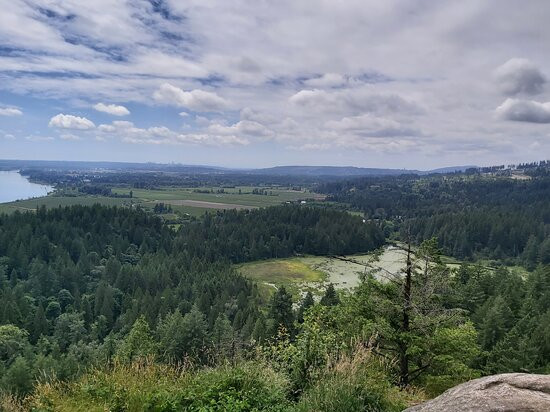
399,240 -> 413,387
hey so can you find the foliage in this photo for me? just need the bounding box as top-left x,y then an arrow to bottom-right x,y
29,361 -> 291,412
318,174 -> 550,262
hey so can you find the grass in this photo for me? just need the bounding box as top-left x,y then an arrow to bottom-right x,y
0,196 -> 132,214
0,185 -> 318,217
113,186 -> 318,208
27,361 -> 291,412
238,259 -> 326,284
22,351 -> 422,412
237,258 -> 327,298
236,246 -> 533,300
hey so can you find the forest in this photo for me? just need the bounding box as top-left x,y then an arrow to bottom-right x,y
319,172 -> 550,265
1,169 -> 550,411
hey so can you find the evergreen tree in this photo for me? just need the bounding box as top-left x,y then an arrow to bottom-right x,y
320,284 -> 339,307
268,287 -> 295,337
117,316 -> 156,362
297,291 -> 315,323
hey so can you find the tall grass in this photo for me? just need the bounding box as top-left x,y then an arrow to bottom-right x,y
23,347 -> 423,411
293,346 -> 424,412
28,359 -> 290,412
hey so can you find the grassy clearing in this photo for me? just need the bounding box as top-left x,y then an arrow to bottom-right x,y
237,248 -> 407,297
237,246 -> 532,299
237,258 -> 327,298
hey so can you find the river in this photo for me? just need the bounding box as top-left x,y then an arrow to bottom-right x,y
0,170 -> 53,203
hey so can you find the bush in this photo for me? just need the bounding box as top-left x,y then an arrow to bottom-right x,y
293,349 -> 421,412
29,360 -> 290,412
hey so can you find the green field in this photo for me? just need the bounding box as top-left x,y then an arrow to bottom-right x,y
236,258 -> 327,298
0,196 -> 132,214
112,186 -> 320,208
0,186 -> 321,217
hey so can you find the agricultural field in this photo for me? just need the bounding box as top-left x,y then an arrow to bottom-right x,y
0,185 -> 321,217
112,186 -> 321,209
0,195 -> 131,214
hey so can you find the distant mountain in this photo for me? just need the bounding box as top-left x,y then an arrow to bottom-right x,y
427,165 -> 477,174
254,165 -> 476,177
0,159 -> 476,177
254,165 -> 418,176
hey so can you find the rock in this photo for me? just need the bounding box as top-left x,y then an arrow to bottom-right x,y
405,373 -> 550,412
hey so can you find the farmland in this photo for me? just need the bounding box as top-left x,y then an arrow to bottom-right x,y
0,195 -> 131,214
0,185 -> 321,216
112,186 -> 321,208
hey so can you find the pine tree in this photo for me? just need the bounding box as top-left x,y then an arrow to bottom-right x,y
297,291 -> 315,323
117,315 -> 157,362
268,286 -> 294,337
320,284 -> 339,307
31,305 -> 48,343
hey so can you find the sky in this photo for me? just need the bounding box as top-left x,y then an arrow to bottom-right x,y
0,0 -> 549,169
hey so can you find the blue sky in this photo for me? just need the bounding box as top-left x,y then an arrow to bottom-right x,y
1,0 -> 549,169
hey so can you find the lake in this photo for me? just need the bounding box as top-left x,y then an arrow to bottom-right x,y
0,170 -> 53,203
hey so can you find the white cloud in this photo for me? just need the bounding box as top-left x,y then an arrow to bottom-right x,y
60,133 -> 81,141
97,120 -> 249,146
495,58 -> 546,96
304,73 -> 346,88
179,111 -> 189,117
289,88 -> 423,115
208,120 -> 275,138
0,107 -> 22,116
153,83 -> 229,112
93,103 -> 130,116
495,98 -> 550,124
325,114 -> 419,137
2,2 -> 550,166
25,135 -> 54,141
97,124 -> 116,132
49,114 -> 95,129
3,134 -> 15,140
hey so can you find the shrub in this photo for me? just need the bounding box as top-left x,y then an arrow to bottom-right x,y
293,348 -> 421,412
29,360 -> 290,412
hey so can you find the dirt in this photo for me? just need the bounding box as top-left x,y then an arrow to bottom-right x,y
162,199 -> 257,210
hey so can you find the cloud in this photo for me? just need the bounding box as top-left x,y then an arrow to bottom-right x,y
25,135 -> 54,141
495,98 -> 550,123
153,83 -> 230,112
0,107 -> 22,116
97,120 -> 249,146
93,103 -> 130,116
495,58 -> 546,96
2,2 -> 550,167
3,134 -> 15,140
60,133 -> 81,141
179,111 -> 189,117
325,114 -> 419,137
49,114 -> 95,129
304,73 -> 346,88
289,88 -> 423,115
208,120 -> 275,138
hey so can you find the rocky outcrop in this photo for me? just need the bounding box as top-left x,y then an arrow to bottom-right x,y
405,373 -> 550,412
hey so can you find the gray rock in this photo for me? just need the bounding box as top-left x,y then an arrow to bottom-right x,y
405,373 -> 550,412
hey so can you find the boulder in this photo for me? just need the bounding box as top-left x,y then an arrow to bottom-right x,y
405,373 -> 550,412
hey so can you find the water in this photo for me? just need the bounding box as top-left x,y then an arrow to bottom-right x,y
0,170 -> 53,203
